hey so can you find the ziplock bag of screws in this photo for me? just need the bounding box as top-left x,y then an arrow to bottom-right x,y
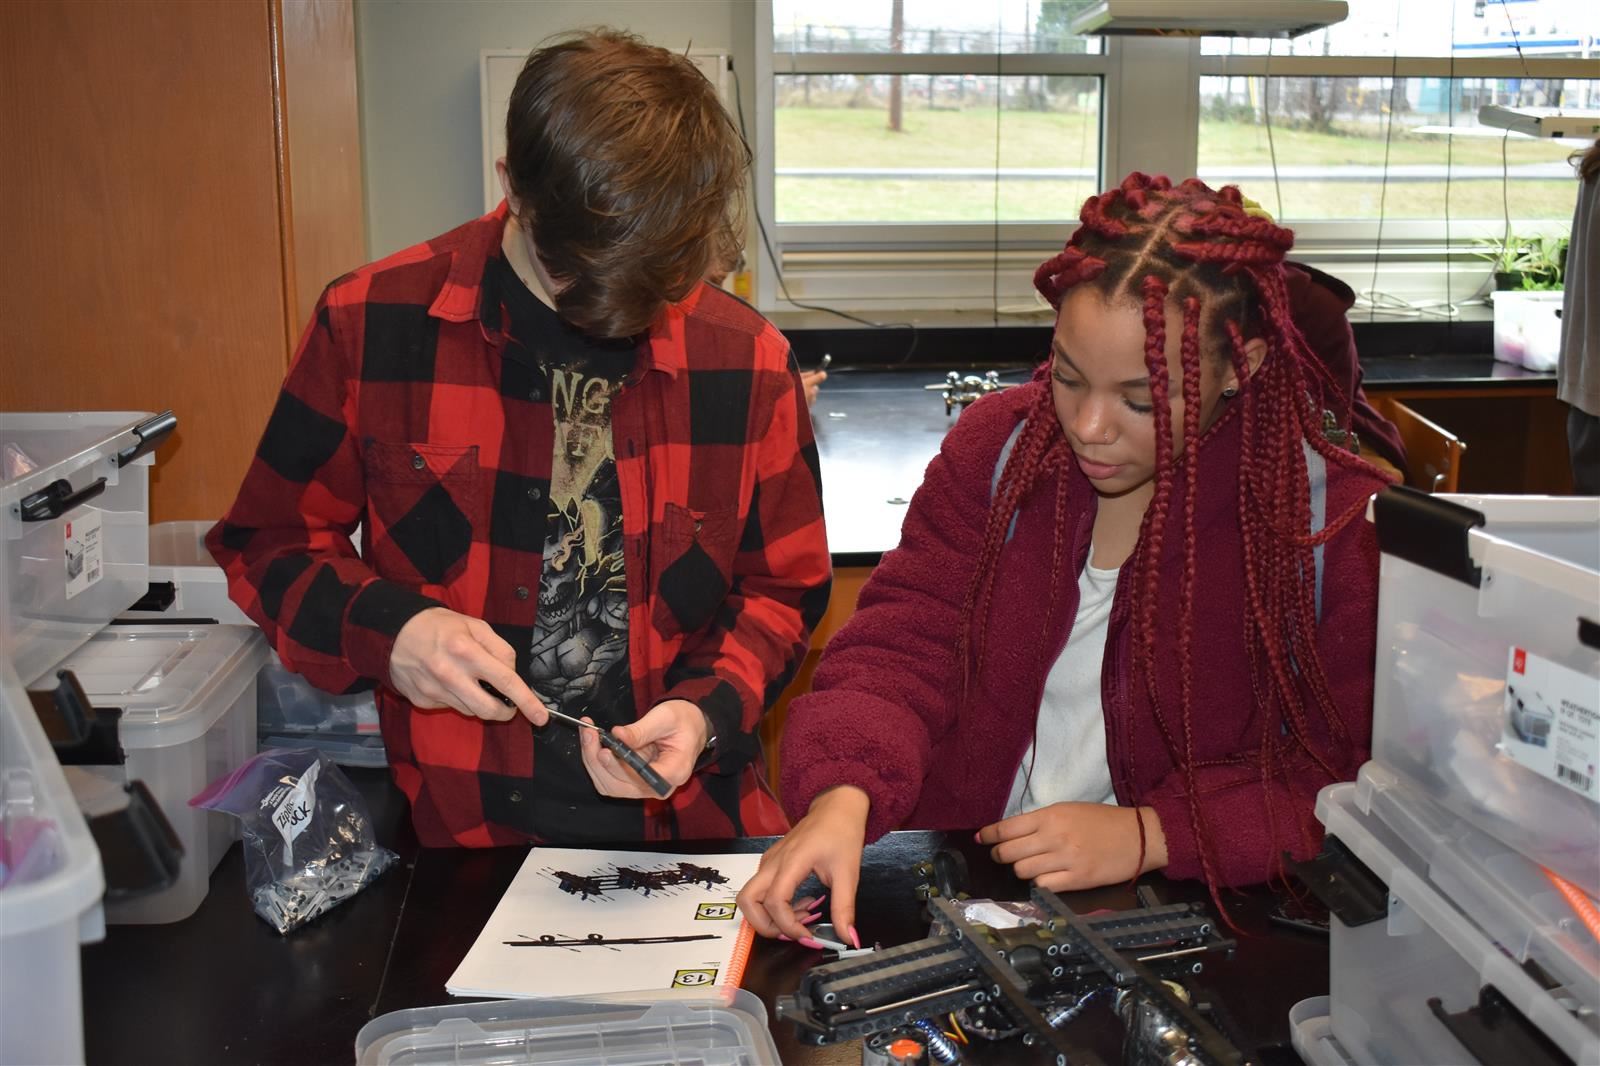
191,746 -> 396,933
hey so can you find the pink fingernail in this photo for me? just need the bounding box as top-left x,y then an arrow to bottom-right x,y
798,937 -> 826,950
800,911 -> 823,926
807,895 -> 827,912
776,934 -> 792,942
848,925 -> 862,950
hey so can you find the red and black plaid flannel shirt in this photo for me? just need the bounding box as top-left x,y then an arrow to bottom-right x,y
207,205 -> 830,846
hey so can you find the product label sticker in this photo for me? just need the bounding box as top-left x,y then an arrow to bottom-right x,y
269,760 -> 322,866
63,510 -> 104,599
1503,646 -> 1600,804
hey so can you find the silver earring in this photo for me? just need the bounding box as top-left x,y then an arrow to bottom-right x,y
1222,385 -> 1239,399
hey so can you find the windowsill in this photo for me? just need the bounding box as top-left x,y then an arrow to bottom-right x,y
782,307 -> 1499,368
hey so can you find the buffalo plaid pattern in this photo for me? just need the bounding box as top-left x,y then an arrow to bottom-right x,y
208,205 -> 830,847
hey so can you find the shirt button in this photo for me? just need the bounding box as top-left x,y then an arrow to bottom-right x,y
509,790 -> 522,803
411,453 -> 426,470
515,585 -> 530,600
527,486 -> 542,501
528,389 -> 542,402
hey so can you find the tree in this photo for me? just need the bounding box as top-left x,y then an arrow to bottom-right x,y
1035,0 -> 1095,107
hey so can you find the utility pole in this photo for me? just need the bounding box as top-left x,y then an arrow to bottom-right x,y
889,0 -> 905,132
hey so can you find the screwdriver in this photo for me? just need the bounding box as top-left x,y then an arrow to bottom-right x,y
480,682 -> 672,798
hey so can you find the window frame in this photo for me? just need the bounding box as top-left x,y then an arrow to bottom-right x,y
752,0 -> 1592,321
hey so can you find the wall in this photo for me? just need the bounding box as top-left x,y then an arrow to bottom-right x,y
1,0 -> 288,522
355,0 -> 747,261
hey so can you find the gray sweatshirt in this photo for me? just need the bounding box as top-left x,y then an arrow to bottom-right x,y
1559,161 -> 1599,417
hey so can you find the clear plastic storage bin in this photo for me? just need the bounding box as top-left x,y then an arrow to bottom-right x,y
1,660 -> 105,1065
1,411 -> 169,686
1317,781 -> 1600,1066
256,658 -> 380,737
354,989 -> 782,1065
1354,761 -> 1600,1014
52,623 -> 268,923
119,519 -> 252,625
1369,492 -> 1600,896
1288,998 -> 1355,1066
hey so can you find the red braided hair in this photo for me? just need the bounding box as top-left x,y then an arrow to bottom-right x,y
964,172 -> 1381,912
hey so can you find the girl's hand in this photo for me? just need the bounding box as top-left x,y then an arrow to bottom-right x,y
738,785 -> 869,944
976,803 -> 1167,892
799,369 -> 828,406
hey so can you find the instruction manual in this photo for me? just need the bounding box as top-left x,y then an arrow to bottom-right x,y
446,848 -> 764,999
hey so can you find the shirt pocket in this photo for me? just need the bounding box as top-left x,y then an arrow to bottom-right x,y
362,440 -> 482,589
651,502 -> 741,637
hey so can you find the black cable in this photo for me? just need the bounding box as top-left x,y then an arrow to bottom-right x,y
1262,41 -> 1284,221
1368,5 -> 1403,322
1445,0 -> 1456,341
729,61 -> 919,364
1495,0 -> 1531,250
991,14 -> 1003,333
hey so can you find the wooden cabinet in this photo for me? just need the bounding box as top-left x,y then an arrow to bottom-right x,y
761,566 -> 872,795
0,0 -> 364,522
1367,384 -> 1573,496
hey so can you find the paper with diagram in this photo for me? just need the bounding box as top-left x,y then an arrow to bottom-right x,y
446,848 -> 764,999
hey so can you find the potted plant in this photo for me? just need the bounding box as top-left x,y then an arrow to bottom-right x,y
1480,232 -> 1568,370
1475,231 -> 1568,291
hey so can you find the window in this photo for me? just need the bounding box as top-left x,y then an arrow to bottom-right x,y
754,0 -> 1598,319
755,0 -> 1110,315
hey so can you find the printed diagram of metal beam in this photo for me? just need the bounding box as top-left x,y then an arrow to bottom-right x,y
544,861 -> 731,900
503,931 -> 723,951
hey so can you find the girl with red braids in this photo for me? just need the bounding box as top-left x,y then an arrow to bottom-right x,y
738,174 -> 1393,946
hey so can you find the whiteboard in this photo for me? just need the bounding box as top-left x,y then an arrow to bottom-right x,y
480,48 -> 734,214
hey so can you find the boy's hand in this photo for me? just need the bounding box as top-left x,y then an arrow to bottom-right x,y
389,607 -> 548,724
738,785 -> 869,944
577,699 -> 706,799
976,803 -> 1167,892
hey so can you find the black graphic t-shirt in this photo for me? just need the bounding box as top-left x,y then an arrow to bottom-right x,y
494,256 -> 641,842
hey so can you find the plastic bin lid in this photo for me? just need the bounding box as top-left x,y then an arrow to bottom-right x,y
0,411 -> 149,499
1354,762 -> 1600,1014
50,624 -> 265,748
354,989 -> 781,1065
1316,781 -> 1600,1065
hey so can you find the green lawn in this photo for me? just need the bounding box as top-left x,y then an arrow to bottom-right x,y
775,105 -> 1578,222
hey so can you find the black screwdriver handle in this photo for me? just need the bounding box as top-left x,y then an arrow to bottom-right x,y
479,681 -> 671,797
599,731 -> 672,798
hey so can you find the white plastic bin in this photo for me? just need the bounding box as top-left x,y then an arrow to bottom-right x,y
1,411 -> 165,687
1317,781 -> 1600,1066
1491,290 -> 1565,371
1,660 -> 105,1066
1354,761 -> 1600,1015
1369,492 -> 1600,896
354,988 -> 782,1065
52,623 -> 268,923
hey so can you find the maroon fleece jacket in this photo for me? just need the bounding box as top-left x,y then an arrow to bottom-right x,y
781,381 -> 1387,888
1287,262 -> 1409,475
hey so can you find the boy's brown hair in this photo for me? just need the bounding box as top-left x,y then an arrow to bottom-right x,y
504,30 -> 749,339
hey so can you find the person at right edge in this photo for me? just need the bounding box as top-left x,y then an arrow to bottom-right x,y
1561,136 -> 1600,494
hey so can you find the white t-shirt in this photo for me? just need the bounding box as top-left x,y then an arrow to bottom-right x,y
1003,560 -> 1120,817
